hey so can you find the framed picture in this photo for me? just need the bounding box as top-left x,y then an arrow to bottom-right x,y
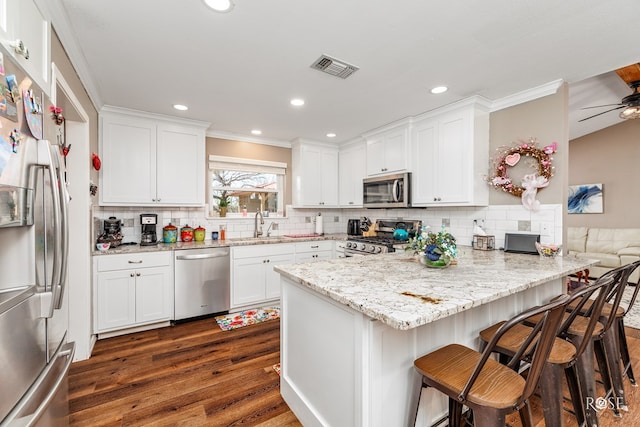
568,183 -> 603,214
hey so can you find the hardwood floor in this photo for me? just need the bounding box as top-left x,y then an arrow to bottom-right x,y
70,319 -> 640,427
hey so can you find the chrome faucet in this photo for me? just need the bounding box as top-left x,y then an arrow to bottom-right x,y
266,222 -> 276,237
254,209 -> 265,238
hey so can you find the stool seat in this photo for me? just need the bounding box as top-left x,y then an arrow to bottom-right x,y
414,343 -> 525,409
567,299 -> 624,318
479,321 -> 576,365
525,312 -> 604,337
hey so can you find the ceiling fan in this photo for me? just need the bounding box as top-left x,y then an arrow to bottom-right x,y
579,63 -> 640,122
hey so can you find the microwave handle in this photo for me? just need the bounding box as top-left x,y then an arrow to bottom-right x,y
392,179 -> 400,202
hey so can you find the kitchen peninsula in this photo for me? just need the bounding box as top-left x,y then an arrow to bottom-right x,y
274,249 -> 597,427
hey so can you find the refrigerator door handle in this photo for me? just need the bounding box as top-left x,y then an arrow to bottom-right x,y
52,145 -> 69,309
1,342 -> 75,426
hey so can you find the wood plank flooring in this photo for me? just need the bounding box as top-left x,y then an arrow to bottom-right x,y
69,318 -> 640,426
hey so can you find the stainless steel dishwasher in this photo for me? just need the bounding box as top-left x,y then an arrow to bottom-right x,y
174,247 -> 230,320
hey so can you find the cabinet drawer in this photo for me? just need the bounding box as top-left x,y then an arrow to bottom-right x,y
294,240 -> 334,253
96,251 -> 172,272
233,243 -> 294,259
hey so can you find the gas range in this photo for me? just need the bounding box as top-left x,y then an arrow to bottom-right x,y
345,219 -> 421,256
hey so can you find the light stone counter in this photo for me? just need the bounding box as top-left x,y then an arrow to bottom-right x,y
274,247 -> 597,330
92,233 -> 348,256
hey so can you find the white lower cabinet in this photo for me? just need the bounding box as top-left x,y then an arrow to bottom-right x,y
294,240 -> 334,262
94,252 -> 173,336
231,244 -> 295,309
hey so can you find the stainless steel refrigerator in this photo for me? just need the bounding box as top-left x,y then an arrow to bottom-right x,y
0,44 -> 74,426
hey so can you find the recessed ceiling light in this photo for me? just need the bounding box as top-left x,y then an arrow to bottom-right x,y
326,133 -> 336,138
430,86 -> 448,94
173,104 -> 188,111
290,98 -> 305,107
251,129 -> 262,135
203,0 -> 234,12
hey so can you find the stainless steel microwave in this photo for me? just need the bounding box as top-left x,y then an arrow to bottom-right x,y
363,172 -> 411,208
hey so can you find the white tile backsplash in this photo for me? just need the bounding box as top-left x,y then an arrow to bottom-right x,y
92,203 -> 563,247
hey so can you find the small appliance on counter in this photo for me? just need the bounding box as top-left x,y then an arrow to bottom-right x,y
97,216 -> 123,247
347,219 -> 361,235
140,214 -> 158,246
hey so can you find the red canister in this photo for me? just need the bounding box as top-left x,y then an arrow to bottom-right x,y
180,224 -> 194,242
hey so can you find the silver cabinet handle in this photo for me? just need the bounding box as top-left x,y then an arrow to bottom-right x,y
176,250 -> 230,260
311,245 -> 319,248
128,260 -> 143,264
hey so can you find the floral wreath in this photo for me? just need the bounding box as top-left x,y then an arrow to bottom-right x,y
488,139 -> 556,197
488,138 -> 558,212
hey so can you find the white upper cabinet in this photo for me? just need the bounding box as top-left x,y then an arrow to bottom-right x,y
0,0 -> 50,94
411,98 -> 490,206
292,140 -> 339,208
338,140 -> 366,207
364,122 -> 409,176
99,107 -> 209,207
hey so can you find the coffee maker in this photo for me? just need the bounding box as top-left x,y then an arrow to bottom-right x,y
140,214 -> 158,246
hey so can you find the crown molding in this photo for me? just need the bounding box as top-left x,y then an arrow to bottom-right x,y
101,105 -> 210,128
36,0 -> 103,112
490,79 -> 564,113
206,130 -> 292,148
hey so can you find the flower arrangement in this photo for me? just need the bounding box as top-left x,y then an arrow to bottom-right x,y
406,226 -> 457,267
49,105 -> 65,125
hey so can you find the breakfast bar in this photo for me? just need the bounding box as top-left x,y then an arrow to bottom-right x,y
274,249 -> 597,427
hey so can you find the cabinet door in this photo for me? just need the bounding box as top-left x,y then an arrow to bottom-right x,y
156,124 -> 204,205
265,253 -> 295,299
339,143 -> 365,207
366,137 -> 386,176
15,0 -> 49,93
135,266 -> 173,323
97,270 -> 136,331
383,127 -> 408,174
232,257 -> 267,307
100,115 -> 156,204
320,149 -> 339,206
436,113 -> 470,203
411,120 -> 438,205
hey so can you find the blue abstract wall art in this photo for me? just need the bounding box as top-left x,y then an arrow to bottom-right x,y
568,183 -> 603,214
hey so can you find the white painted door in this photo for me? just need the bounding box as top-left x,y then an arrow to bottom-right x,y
96,270 -> 136,331
156,124 -> 204,205
232,257 -> 267,307
135,267 -> 172,323
100,115 -> 156,204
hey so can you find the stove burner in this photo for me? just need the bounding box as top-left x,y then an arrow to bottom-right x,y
345,218 -> 421,256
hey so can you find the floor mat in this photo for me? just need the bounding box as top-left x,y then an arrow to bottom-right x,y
215,306 -> 280,331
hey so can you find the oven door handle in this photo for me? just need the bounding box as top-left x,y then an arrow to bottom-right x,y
392,179 -> 400,202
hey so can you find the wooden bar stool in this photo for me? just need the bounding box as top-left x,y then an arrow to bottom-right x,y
479,272 -> 616,427
413,295 -> 569,427
566,260 -> 640,412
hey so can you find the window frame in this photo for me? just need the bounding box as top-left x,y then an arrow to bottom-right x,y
208,155 -> 287,218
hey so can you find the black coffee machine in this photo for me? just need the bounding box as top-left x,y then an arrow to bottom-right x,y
97,216 -> 123,247
140,214 -> 158,246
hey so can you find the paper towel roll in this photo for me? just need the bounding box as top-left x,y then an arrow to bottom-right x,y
315,214 -> 323,235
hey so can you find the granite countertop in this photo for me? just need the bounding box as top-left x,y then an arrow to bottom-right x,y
274,248 -> 598,331
93,233 -> 348,255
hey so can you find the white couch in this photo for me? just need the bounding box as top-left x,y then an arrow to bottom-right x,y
567,227 -> 640,284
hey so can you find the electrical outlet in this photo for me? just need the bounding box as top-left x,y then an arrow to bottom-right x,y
518,220 -> 531,232
305,216 -> 311,223
272,223 -> 279,230
334,216 -> 339,222
441,218 -> 450,227
540,223 -> 551,236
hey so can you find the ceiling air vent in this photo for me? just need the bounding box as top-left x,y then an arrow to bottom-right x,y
310,54 -> 359,79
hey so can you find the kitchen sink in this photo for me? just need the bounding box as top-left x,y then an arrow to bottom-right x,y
283,233 -> 322,238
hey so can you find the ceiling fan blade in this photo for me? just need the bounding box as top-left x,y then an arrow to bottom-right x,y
580,103 -> 624,110
578,105 -> 626,122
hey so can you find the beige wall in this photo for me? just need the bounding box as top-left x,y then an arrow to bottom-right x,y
206,137 -> 293,206
489,85 -> 569,206
567,119 -> 640,228
50,29 -> 99,202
